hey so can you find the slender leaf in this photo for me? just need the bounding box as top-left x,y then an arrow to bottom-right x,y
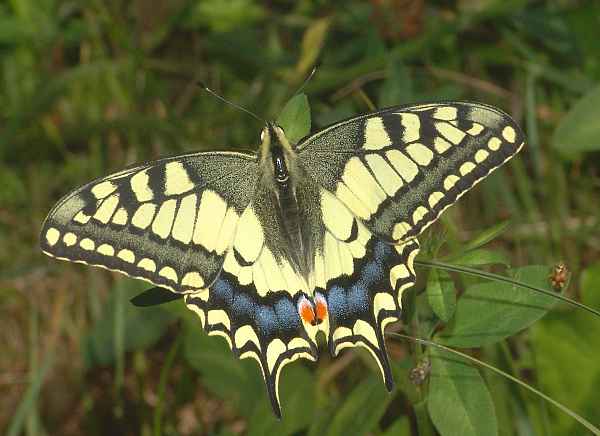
131,287 -> 183,307
461,221 -> 511,252
427,270 -> 456,322
449,248 -> 511,267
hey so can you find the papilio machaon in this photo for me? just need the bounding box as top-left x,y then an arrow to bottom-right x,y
40,101 -> 524,417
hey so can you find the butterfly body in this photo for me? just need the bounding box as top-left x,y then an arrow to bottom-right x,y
41,101 -> 524,417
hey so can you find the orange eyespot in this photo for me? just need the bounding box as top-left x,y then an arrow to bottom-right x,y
298,296 -> 316,325
315,293 -> 328,322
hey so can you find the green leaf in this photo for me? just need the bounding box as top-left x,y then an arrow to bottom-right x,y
437,265 -> 556,347
82,280 -> 176,367
552,84 -> 600,155
277,93 -> 311,144
325,374 -> 393,436
130,287 -> 183,307
461,221 -> 511,252
427,270 -> 456,322
428,348 -> 498,436
449,249 -> 511,267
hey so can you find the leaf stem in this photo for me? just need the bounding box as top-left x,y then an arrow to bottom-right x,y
415,259 -> 600,318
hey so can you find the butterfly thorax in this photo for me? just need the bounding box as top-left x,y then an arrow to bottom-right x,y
259,123 -> 310,279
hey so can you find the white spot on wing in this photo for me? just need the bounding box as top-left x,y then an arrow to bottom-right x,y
502,125 -> 516,143
63,232 -> 77,246
321,190 -> 354,241
398,112 -> 420,143
172,193 -> 197,244
193,190 -> 227,252
363,117 -> 392,150
130,169 -> 154,202
365,154 -> 403,196
132,203 -> 157,229
117,249 -> 135,263
233,207 -> 264,263
159,266 -> 178,283
385,150 -> 418,183
406,143 -> 434,166
94,194 -> 119,224
266,338 -> 286,373
152,199 -> 177,239
436,121 -> 466,145
164,161 -> 195,196
91,181 -> 117,199
45,228 -> 60,246
488,137 -> 502,151
341,157 -> 386,213
97,244 -> 114,256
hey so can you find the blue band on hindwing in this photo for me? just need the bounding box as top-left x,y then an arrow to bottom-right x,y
323,238 -> 417,392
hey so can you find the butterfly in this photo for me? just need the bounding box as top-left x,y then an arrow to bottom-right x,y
40,101 -> 524,417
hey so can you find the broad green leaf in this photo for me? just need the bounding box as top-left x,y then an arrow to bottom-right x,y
325,374 -> 393,436
82,280 -> 175,368
552,84 -> 600,155
437,265 -> 556,347
461,221 -> 511,252
427,270 -> 456,322
277,93 -> 311,144
450,249 -> 511,267
428,348 -> 498,436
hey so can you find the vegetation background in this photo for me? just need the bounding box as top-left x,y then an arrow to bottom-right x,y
2,0 -> 600,435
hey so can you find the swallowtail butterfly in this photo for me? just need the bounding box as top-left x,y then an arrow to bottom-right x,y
40,101 -> 524,416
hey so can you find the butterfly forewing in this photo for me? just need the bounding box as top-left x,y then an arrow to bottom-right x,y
297,102 -> 525,242
41,151 -> 258,293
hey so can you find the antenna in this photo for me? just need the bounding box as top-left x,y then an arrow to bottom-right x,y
198,82 -> 265,123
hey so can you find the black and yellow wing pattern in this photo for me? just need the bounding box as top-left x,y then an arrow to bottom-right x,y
296,102 -> 524,398
41,101 -> 524,417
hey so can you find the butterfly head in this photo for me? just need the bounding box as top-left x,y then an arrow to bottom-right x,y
259,122 -> 296,185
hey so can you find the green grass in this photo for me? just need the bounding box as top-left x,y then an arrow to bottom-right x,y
2,1 -> 600,435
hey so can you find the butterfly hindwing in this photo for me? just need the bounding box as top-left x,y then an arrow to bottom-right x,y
41,151 -> 258,293
297,102 -> 525,242
184,183 -> 321,417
